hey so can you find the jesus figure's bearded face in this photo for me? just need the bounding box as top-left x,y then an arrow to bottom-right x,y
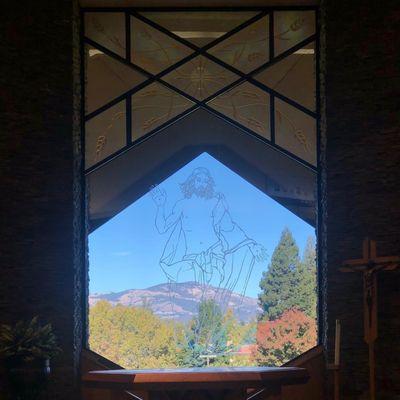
180,167 -> 215,199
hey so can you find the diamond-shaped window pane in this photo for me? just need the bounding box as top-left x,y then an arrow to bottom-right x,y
85,46 -> 147,115
208,82 -> 270,139
85,12 -> 126,57
162,56 -> 239,101
274,11 -> 315,56
254,42 -> 315,111
85,101 -> 126,169
275,98 -> 316,166
131,16 -> 193,75
208,16 -> 269,74
140,11 -> 259,47
131,83 -> 194,141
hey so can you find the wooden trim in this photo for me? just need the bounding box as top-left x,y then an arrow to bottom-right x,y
83,367 -> 309,391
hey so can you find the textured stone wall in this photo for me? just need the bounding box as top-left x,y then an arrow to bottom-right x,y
0,1 -> 84,399
321,1 -> 400,399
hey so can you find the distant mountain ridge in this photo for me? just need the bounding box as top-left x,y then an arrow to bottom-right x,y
89,281 -> 261,323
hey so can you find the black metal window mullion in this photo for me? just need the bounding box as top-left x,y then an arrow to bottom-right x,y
83,7 -> 319,175
85,104 -> 199,175
200,102 -> 316,172
126,96 -> 132,147
125,12 -> 132,147
269,11 -> 274,60
200,35 -> 318,118
270,94 -> 275,145
130,10 -> 268,55
85,11 -> 316,121
269,12 -> 275,145
125,12 -> 131,62
84,32 -> 317,123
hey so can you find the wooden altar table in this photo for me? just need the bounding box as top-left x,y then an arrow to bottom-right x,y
83,366 -> 309,400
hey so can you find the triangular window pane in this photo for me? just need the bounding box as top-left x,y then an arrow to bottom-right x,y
131,16 -> 193,74
208,16 -> 269,74
85,12 -> 126,57
86,45 -> 147,115
131,82 -> 194,141
208,82 -> 270,139
85,101 -> 126,169
163,55 -> 239,100
274,11 -> 315,56
254,42 -> 315,111
275,98 -> 316,166
140,11 -> 259,47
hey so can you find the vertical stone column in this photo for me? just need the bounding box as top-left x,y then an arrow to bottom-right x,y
320,0 -> 400,398
0,1 -> 84,399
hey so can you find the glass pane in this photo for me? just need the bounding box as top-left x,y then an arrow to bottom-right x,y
131,16 -> 193,75
85,12 -> 126,57
140,11 -> 259,47
162,56 -> 239,100
274,11 -> 315,56
88,147 -> 317,368
208,82 -> 270,139
86,46 -> 147,115
275,98 -> 316,165
131,82 -> 194,140
208,16 -> 269,74
85,101 -> 126,169
254,42 -> 315,111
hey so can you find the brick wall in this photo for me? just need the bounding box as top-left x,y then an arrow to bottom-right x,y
321,0 -> 400,399
0,1 -> 84,399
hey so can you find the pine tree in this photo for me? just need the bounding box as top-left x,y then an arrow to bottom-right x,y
296,236 -> 317,319
179,299 -> 231,367
258,227 -> 300,320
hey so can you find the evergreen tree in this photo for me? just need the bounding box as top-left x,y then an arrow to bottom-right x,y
179,299 -> 231,367
296,236 -> 317,319
258,227 -> 300,320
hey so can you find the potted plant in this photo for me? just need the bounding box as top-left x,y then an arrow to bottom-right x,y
0,317 -> 61,399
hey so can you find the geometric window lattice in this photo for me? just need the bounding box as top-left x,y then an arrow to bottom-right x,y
254,42 -> 315,112
207,16 -> 270,74
131,16 -> 194,75
274,11 -> 316,56
131,82 -> 194,141
162,56 -> 239,101
208,82 -> 271,140
275,98 -> 317,166
139,11 -> 259,47
85,100 -> 126,169
85,45 -> 147,115
83,8 -> 318,172
85,12 -> 126,57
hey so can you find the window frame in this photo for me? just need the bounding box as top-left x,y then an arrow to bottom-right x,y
80,5 -> 322,356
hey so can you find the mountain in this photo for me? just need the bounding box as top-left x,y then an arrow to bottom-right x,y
89,281 -> 261,323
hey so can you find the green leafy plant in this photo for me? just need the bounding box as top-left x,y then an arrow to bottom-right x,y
0,317 -> 61,362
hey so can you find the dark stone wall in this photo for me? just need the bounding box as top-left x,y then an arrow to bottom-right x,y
0,1 -> 84,399
321,0 -> 400,399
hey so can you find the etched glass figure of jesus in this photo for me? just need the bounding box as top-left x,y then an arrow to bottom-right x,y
151,167 -> 267,302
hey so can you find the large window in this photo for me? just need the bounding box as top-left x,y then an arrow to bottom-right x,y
83,7 -> 319,369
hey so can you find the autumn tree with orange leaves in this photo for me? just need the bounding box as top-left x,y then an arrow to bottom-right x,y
253,309 -> 317,366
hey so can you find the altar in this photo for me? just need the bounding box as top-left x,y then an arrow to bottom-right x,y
83,366 -> 309,400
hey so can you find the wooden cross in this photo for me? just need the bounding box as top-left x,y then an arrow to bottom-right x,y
340,238 -> 400,400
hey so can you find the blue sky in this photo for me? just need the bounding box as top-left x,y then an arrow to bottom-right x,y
89,152 -> 315,298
